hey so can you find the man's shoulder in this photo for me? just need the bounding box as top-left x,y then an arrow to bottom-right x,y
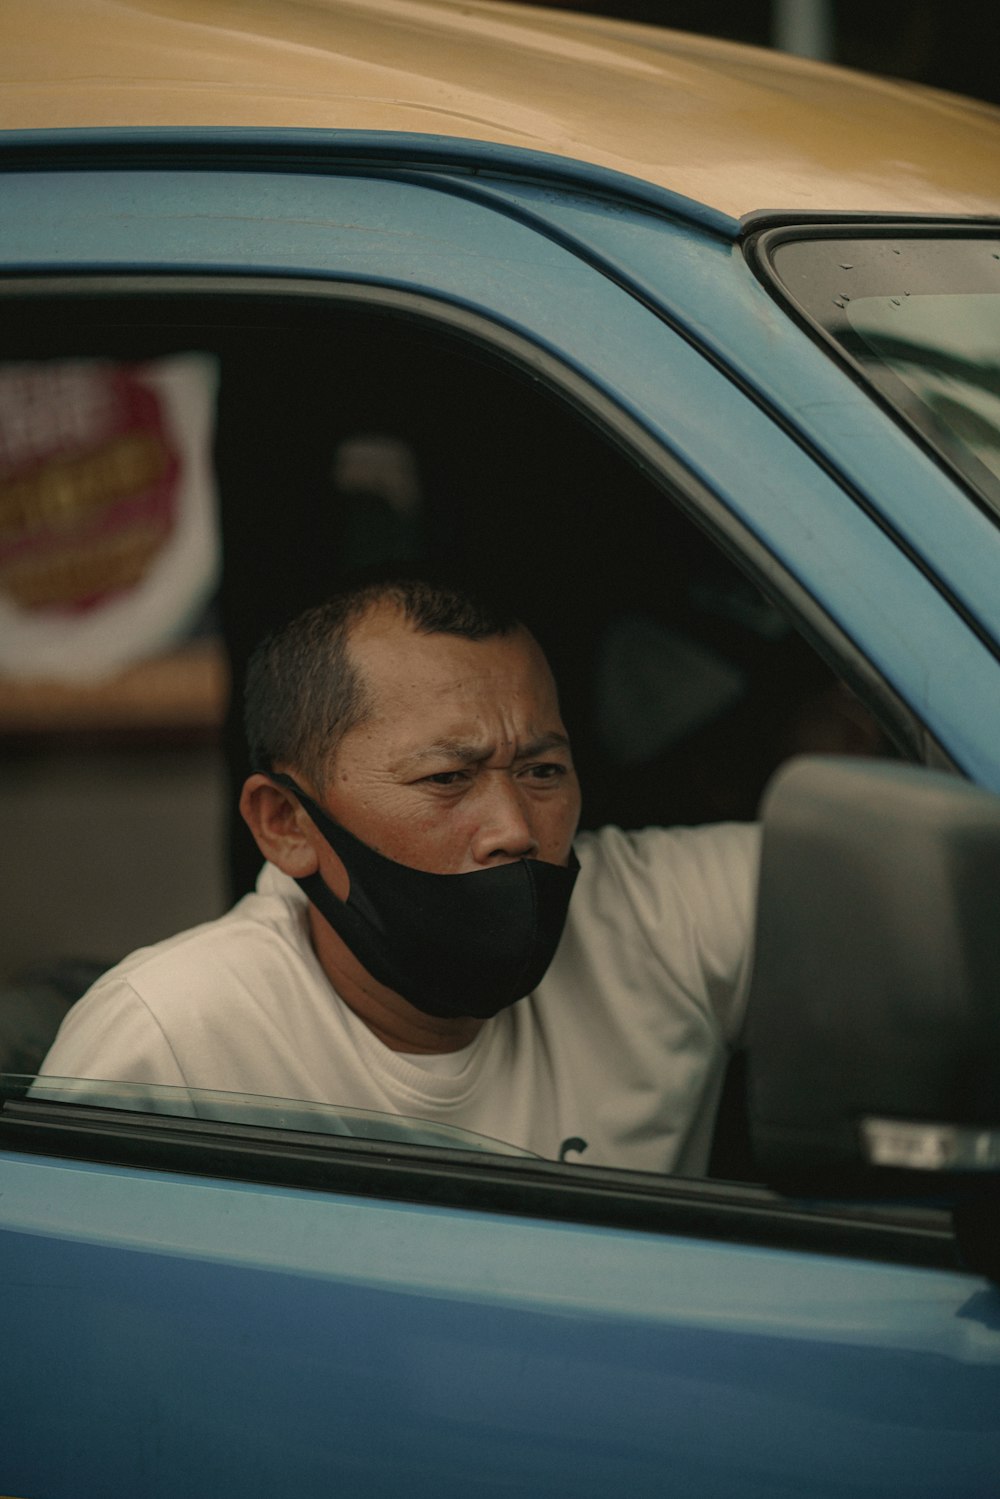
574,821 -> 759,885
105,862 -> 312,999
567,820 -> 760,952
547,821 -> 760,1045
39,866 -> 324,1085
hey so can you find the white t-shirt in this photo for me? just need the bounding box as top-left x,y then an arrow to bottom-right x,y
39,823 -> 758,1176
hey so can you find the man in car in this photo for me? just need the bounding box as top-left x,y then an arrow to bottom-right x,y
39,575 -> 758,1174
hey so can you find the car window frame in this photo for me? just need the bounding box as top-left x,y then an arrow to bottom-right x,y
0,1084 -> 963,1274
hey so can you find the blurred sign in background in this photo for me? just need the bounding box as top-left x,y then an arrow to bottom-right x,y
0,356 -> 225,984
0,356 -> 220,680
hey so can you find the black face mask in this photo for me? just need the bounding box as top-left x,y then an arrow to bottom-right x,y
270,773 -> 579,1020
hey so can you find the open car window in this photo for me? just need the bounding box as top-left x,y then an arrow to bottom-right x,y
0,281 -> 924,1196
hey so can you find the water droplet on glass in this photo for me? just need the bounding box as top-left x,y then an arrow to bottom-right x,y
890,297 -> 901,307
840,262 -> 854,270
840,293 -> 851,302
904,290 -> 911,296
832,297 -> 845,308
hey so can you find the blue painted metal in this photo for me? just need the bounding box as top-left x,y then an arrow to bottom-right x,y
2,1150 -> 998,1499
0,126 -> 741,240
2,165 -> 1000,787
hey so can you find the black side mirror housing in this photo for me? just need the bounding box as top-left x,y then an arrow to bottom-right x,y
747,757 -> 1000,1203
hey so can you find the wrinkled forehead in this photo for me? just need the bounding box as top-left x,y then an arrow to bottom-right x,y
345,605 -> 563,738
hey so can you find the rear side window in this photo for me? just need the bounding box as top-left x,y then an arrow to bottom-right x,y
757,230 -> 1000,518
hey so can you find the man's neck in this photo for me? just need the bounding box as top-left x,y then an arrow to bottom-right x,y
306,906 -> 486,1053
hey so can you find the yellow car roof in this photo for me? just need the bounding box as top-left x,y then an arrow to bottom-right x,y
4,0 -> 1000,220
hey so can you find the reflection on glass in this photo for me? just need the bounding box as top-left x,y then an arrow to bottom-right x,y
7,1073 -> 536,1157
846,293 -> 1000,499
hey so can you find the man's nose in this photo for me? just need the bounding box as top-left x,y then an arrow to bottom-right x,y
471,775 -> 539,864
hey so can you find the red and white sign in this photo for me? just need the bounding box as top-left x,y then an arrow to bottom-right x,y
0,354 -> 219,680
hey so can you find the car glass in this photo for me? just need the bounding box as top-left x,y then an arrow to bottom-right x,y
11,1072 -> 538,1155
765,234 -> 1000,517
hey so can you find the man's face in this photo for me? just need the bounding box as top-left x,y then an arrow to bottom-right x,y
313,602 -> 581,876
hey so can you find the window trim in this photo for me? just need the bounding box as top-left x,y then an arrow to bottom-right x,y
0,1094 -> 962,1273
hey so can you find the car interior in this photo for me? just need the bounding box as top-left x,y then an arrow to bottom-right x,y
0,285 -> 902,1178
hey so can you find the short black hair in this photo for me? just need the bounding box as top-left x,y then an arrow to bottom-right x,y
244,574 -> 519,785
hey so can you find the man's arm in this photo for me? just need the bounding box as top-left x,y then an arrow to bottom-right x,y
671,821 -> 760,1045
583,820 -> 761,1042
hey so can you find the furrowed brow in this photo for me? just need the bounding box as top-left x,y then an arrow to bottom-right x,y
394,739 -> 490,774
514,732 -> 571,760
396,731 -> 570,774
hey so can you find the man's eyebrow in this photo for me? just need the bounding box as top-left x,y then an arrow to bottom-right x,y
396,731 -> 570,772
514,731 -> 571,759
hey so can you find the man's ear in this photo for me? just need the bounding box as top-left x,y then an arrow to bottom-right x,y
239,773 -> 322,879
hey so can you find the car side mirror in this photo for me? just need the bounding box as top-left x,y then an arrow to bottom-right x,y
746,757 -> 1000,1273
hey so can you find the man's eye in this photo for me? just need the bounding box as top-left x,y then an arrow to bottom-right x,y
423,770 -> 467,787
523,762 -> 567,781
